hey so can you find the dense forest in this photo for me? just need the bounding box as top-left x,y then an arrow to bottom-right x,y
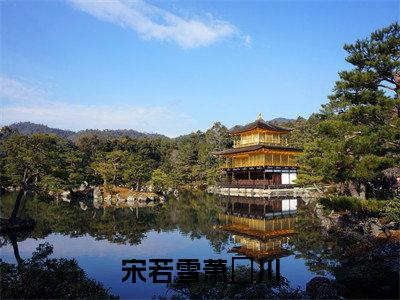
1,23 -> 399,202
0,122 -> 231,193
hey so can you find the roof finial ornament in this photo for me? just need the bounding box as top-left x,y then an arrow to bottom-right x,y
257,113 -> 264,121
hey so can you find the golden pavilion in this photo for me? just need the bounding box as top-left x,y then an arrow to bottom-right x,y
214,114 -> 302,187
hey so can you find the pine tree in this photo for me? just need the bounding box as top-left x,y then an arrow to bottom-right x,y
298,23 -> 400,199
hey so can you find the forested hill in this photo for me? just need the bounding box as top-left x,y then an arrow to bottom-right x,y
7,122 -> 168,140
8,122 -> 75,139
7,119 -> 295,141
269,117 -> 295,125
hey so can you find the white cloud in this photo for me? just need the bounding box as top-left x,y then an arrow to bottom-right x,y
69,0 -> 247,48
0,76 -> 47,101
244,35 -> 252,47
0,75 -> 193,137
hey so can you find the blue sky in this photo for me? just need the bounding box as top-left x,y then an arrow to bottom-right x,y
1,0 -> 398,137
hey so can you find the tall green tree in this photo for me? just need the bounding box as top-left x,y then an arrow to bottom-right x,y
298,23 -> 400,199
197,122 -> 231,185
91,149 -> 127,187
1,133 -> 74,220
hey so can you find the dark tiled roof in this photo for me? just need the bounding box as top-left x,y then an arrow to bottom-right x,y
213,143 -> 303,155
230,119 -> 292,134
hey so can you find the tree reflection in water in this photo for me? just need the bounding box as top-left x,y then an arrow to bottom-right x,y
0,192 -> 398,299
165,265 -> 304,299
291,203 -> 399,299
0,232 -> 117,299
0,192 -> 230,249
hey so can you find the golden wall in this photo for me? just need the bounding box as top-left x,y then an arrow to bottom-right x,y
224,152 -> 298,168
233,132 -> 288,148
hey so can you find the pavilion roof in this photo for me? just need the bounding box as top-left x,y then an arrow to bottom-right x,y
229,118 -> 292,135
213,143 -> 303,156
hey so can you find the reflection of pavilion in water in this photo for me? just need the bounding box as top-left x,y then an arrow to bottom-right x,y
219,196 -> 299,281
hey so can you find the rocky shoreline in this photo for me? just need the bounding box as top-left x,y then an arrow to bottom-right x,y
313,202 -> 400,238
305,202 -> 400,299
48,184 -> 169,209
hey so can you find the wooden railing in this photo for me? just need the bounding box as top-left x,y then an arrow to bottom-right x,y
233,141 -> 287,148
220,180 -> 295,189
223,161 -> 298,168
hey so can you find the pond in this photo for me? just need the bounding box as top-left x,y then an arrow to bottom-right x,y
0,192 -> 398,299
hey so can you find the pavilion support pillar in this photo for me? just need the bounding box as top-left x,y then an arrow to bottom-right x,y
248,203 -> 251,214
267,260 -> 272,280
248,170 -> 251,180
276,259 -> 280,282
257,259 -> 265,283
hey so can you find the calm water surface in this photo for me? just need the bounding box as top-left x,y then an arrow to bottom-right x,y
0,192 -> 377,299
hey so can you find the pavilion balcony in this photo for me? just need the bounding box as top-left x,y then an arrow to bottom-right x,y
220,179 -> 295,189
233,141 -> 288,148
222,161 -> 298,169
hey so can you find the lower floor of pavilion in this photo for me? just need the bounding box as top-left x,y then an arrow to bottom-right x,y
222,166 -> 298,188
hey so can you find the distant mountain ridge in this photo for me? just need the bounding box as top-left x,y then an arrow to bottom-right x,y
6,122 -> 168,140
5,119 -> 296,140
8,122 -> 75,139
229,117 -> 296,131
269,117 -> 295,125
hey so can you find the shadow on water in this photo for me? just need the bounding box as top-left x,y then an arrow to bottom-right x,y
0,233 -> 117,299
0,192 -> 399,299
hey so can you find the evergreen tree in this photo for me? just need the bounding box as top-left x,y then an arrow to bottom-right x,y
0,133 -> 74,220
298,23 -> 400,199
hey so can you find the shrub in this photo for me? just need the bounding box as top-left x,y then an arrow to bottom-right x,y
382,199 -> 400,222
360,199 -> 385,216
319,196 -> 362,212
319,196 -> 386,216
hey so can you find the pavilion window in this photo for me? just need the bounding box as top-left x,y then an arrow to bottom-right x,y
283,154 -> 288,165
